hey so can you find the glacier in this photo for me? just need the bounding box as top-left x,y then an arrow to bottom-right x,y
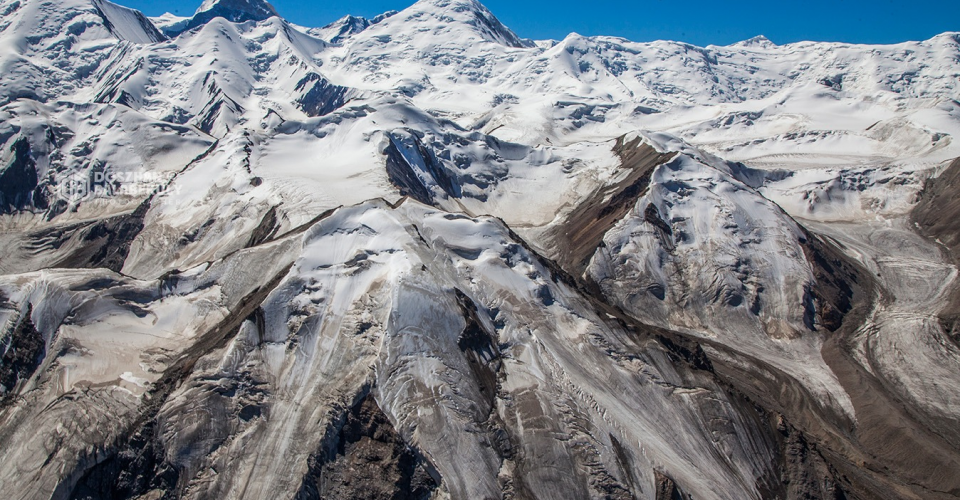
1,0 -> 959,498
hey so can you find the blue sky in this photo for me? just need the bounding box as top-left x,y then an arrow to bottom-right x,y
122,0 -> 959,46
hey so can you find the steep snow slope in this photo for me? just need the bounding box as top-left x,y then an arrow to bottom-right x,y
92,14 -> 344,135
155,200 -> 789,500
1,0 -> 960,498
585,139 -> 864,436
0,239 -> 299,499
0,0 -> 161,102
1,200 -> 795,500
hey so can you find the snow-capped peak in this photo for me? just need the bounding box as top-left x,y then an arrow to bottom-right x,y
153,0 -> 279,35
196,0 -> 277,17
177,0 -> 277,32
731,34 -> 776,48
310,11 -> 397,44
403,0 -> 533,48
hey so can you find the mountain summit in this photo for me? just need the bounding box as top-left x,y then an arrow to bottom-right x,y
195,0 -> 278,19
311,11 -> 398,44
731,34 -> 776,48
403,0 -> 533,47
171,0 -> 278,33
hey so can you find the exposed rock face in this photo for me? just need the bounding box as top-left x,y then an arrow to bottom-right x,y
2,0 -> 960,499
0,137 -> 43,213
0,305 -> 44,400
53,197 -> 151,272
297,394 -> 438,500
545,134 -> 675,275
654,470 -> 689,500
914,157 -> 960,259
294,74 -> 351,118
771,417 -> 849,500
913,157 -> 960,338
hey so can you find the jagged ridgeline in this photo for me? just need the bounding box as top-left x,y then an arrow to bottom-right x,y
1,0 -> 959,499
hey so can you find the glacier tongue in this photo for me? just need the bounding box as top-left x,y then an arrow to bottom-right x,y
1,0 -> 960,499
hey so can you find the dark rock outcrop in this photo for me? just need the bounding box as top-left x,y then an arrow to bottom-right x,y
912,156 -> 960,339
798,229 -> 863,332
546,134 -> 674,274
295,74 -> 350,118
0,137 -> 46,213
297,394 -> 438,500
383,132 -> 458,206
52,197 -> 152,273
0,305 -> 45,402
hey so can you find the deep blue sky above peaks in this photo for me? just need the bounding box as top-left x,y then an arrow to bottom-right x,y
122,0 -> 959,46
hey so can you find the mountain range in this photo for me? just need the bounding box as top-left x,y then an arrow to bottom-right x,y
1,0 -> 959,498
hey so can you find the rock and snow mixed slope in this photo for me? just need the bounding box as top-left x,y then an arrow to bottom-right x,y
1,0 -> 960,498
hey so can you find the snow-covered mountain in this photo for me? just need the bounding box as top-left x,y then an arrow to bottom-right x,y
1,0 -> 959,498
